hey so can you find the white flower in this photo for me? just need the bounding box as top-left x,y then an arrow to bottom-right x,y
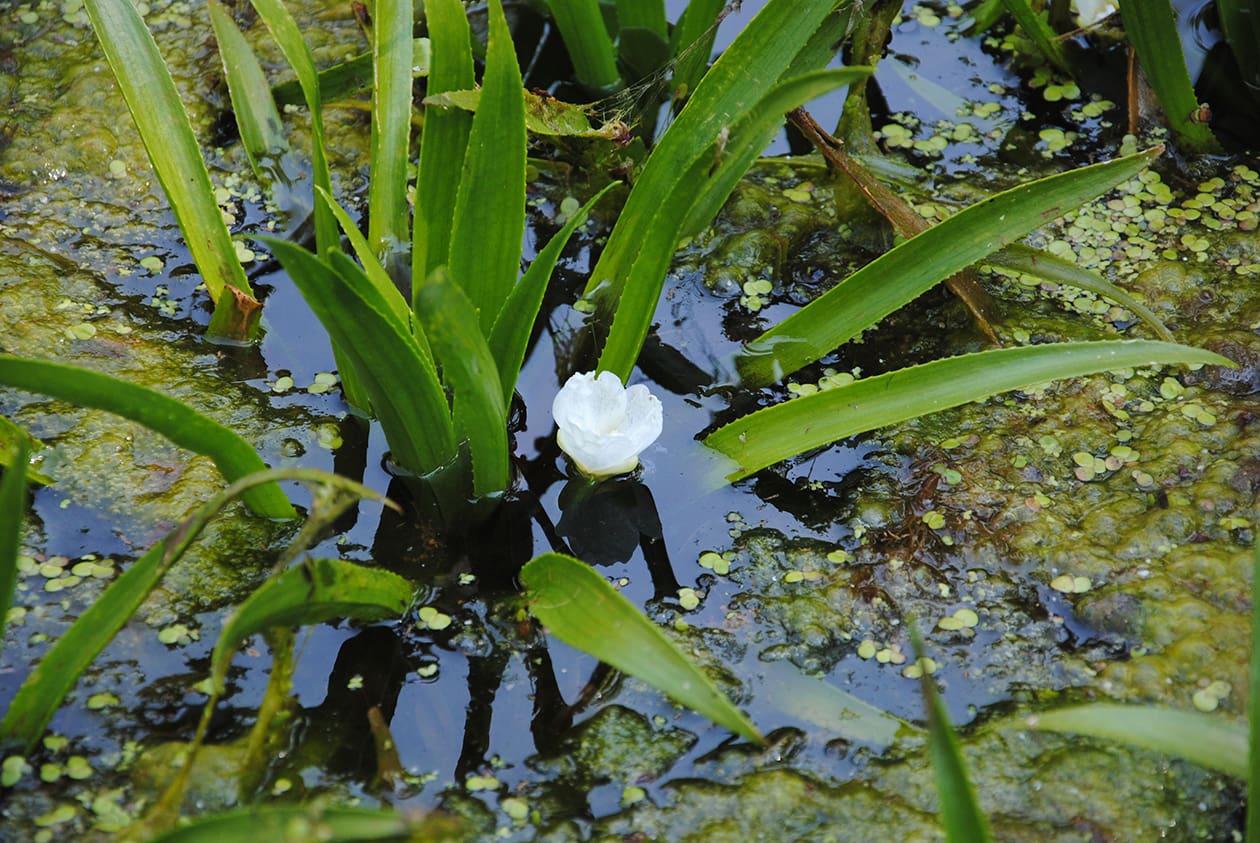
1073,0 -> 1116,26
552,371 -> 663,478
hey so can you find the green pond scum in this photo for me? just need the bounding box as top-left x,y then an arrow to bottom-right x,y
0,0 -> 1257,839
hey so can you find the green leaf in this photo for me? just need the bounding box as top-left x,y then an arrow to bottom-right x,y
681,68 -> 872,241
273,39 -> 430,106
707,341 -> 1231,481
668,0 -> 725,97
247,0 -> 338,255
520,553 -> 761,742
413,0 -> 475,283
1250,539 -> 1260,838
448,0 -> 527,333
547,0 -> 623,91
263,238 -> 458,475
0,416 -> 51,485
367,0 -> 414,277
999,0 -> 1069,72
596,66 -> 870,380
615,0 -> 666,38
314,187 -> 412,329
148,804 -> 430,843
414,272 -> 509,497
1024,704 -> 1247,780
0,356 -> 293,518
1117,0 -> 1220,153
0,468 -> 367,751
0,438 -> 28,644
83,0 -> 257,337
209,558 -> 412,695
911,629 -> 993,843
247,0 -> 373,410
1218,0 -> 1260,107
588,0 -> 861,379
488,183 -> 619,405
989,243 -> 1173,341
208,0 -> 289,186
736,147 -> 1163,385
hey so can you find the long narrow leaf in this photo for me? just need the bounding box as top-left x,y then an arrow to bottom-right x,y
584,0 -> 843,309
520,552 -> 761,742
208,0 -> 289,185
368,0 -> 414,277
314,187 -> 435,373
413,0 -> 475,284
247,0 -> 373,409
668,0 -> 726,97
1025,704 -> 1247,780
315,187 -> 411,327
209,558 -> 412,694
1250,540 -> 1260,838
263,239 -> 457,475
0,468 -> 362,750
1117,0 -> 1219,153
547,0 -> 623,90
990,243 -> 1173,341
912,629 -> 992,843
0,439 -> 28,643
596,66 -> 870,380
448,0 -> 526,333
0,356 -> 293,518
736,148 -> 1162,385
273,39 -> 430,106
414,273 -> 509,497
83,0 -> 257,337
615,0 -> 666,36
707,341 -> 1230,481
149,805 -> 428,843
488,183 -> 619,404
247,0 -> 337,254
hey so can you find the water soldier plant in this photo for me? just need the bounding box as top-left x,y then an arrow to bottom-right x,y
3,0 -> 1253,836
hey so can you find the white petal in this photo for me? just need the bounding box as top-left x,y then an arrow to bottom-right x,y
552,371 -> 663,478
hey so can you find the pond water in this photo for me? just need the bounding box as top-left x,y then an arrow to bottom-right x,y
0,0 -> 1255,839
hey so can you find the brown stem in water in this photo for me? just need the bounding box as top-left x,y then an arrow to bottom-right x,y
787,107 -> 1002,345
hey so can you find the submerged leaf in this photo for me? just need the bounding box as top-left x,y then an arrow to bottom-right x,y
520,553 -> 761,742
1024,704 -> 1247,780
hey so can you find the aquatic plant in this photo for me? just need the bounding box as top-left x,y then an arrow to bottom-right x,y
985,0 -> 1222,153
83,0 -> 262,339
545,0 -> 727,101
699,149 -> 1230,478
